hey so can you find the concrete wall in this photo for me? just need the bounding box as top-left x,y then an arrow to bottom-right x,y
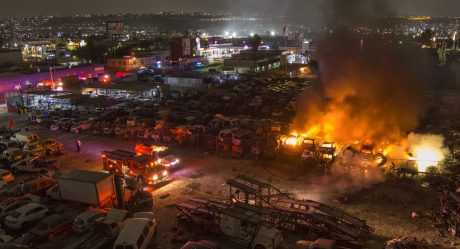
164,76 -> 203,88
0,51 -> 22,65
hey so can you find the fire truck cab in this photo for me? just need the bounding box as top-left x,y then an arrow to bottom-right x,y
134,144 -> 180,169
102,149 -> 168,185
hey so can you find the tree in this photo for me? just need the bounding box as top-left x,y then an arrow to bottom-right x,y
251,34 -> 262,53
419,29 -> 434,47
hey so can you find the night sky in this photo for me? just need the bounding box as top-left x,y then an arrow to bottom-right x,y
1,0 -> 460,18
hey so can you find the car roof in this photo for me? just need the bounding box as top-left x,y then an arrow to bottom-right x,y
115,219 -> 150,244
132,212 -> 154,220
16,203 -> 44,213
77,209 -> 106,219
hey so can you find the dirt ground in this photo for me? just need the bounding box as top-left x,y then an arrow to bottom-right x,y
1,113 -> 459,249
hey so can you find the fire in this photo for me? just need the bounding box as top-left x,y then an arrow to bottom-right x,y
285,137 -> 298,146
411,145 -> 443,172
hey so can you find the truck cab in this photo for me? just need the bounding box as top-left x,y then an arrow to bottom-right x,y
102,150 -> 168,185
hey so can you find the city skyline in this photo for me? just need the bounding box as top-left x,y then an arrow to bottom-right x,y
1,0 -> 460,18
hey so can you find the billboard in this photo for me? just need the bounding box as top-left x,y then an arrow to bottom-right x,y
106,21 -> 124,36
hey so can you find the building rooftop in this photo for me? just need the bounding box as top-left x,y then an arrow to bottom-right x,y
229,50 -> 285,61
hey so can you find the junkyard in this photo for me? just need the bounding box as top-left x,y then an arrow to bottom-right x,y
0,60 -> 459,249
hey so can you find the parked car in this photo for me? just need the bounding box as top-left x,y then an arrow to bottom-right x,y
32,139 -> 63,155
9,132 -> 39,146
10,157 -> 57,174
70,121 -> 93,133
0,148 -> 25,168
0,235 -> 13,243
180,240 -> 220,249
0,198 -> 30,222
22,143 -> 45,158
29,214 -> 73,241
113,212 -> 156,249
5,203 -> 49,230
72,209 -> 108,234
0,140 -> 20,153
0,176 -> 56,198
0,169 -> 14,185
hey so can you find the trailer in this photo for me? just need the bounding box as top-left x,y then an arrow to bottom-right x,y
176,175 -> 372,248
49,170 -> 116,207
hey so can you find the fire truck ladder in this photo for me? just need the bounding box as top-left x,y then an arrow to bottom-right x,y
226,175 -> 372,241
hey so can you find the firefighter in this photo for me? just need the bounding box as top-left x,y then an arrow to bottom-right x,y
76,138 -> 82,152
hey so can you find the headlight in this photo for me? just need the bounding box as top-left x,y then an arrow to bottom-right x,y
157,158 -> 162,163
162,170 -> 168,176
152,175 -> 159,181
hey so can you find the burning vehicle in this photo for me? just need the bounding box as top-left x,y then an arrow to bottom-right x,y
102,149 -> 169,185
339,144 -> 386,169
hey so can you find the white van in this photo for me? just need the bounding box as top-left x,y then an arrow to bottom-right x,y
10,131 -> 40,145
113,215 -> 156,249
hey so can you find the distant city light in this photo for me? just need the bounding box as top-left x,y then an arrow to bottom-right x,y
271,31 -> 276,36
250,32 -> 254,37
224,31 -> 229,36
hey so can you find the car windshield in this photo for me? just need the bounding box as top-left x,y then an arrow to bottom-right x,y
9,210 -> 21,218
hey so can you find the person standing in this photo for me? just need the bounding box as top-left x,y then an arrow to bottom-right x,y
8,120 -> 13,130
76,138 -> 81,153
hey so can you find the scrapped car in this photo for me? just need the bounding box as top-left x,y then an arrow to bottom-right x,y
72,209 -> 108,234
9,132 -> 40,146
113,212 -> 156,249
180,240 -> 220,249
10,157 -> 57,174
0,169 -> 14,185
0,199 -> 30,222
0,176 -> 56,198
33,139 -> 63,155
0,140 -> 20,153
70,121 -> 93,133
0,148 -> 25,168
5,203 -> 49,230
29,214 -> 73,241
23,143 -> 45,158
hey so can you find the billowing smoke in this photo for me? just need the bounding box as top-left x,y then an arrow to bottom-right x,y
290,0 -> 447,192
293,0 -> 426,145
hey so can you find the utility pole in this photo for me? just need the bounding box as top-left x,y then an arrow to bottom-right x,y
49,65 -> 54,84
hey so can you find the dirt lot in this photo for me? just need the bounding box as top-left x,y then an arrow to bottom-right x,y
1,114 -> 459,249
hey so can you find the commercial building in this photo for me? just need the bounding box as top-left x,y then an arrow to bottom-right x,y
106,54 -> 155,73
170,37 -> 198,62
223,50 -> 288,74
198,43 -> 250,63
164,72 -> 204,89
0,49 -> 23,66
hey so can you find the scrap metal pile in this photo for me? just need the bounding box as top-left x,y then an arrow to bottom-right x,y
175,175 -> 373,248
432,184 -> 460,237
